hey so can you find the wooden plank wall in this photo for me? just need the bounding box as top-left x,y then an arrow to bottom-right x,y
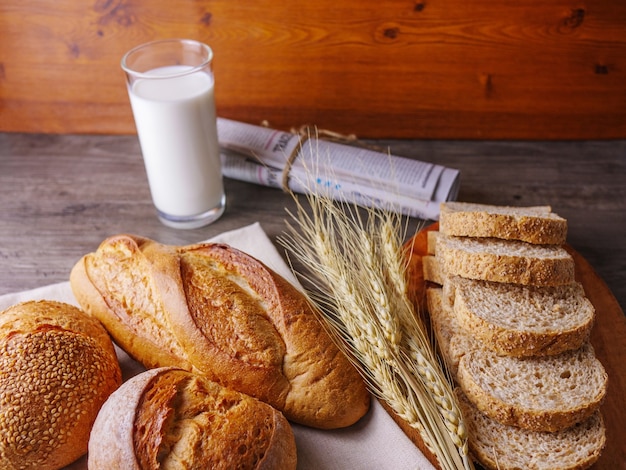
0,0 -> 624,139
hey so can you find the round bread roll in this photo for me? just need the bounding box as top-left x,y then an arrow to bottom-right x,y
0,300 -> 122,470
89,367 -> 298,470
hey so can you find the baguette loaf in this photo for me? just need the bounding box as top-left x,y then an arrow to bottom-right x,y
436,235 -> 575,286
89,367 -> 297,470
445,276 -> 594,357
0,300 -> 122,470
70,234 -> 370,429
439,202 -> 567,245
456,388 -> 606,470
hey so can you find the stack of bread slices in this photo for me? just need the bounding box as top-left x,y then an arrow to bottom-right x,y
423,202 -> 608,470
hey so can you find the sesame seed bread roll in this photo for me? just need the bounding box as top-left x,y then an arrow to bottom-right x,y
439,202 -> 568,245
436,235 -> 575,286
0,300 -> 122,470
455,389 -> 606,470
89,367 -> 297,470
445,276 -> 595,357
70,234 -> 370,429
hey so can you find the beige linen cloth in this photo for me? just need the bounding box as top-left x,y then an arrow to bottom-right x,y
0,222 -> 434,470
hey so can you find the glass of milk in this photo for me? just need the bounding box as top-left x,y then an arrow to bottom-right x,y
121,39 -> 225,229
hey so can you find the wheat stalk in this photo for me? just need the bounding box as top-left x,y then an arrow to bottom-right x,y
279,187 -> 472,470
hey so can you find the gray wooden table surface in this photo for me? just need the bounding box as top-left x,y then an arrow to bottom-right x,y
1,133 -> 624,314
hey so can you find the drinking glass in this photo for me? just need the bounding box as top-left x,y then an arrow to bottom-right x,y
121,39 -> 225,229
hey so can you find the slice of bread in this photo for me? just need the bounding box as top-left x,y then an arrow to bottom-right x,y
445,276 -> 594,357
457,342 -> 607,432
422,255 -> 445,285
426,230 -> 439,255
439,202 -> 567,245
436,235 -> 575,286
456,389 -> 606,470
426,287 -> 477,377
427,286 -> 607,433
419,203 -> 607,467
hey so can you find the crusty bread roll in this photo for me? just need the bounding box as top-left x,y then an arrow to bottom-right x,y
0,300 -> 122,470
89,367 -> 297,470
70,234 -> 370,429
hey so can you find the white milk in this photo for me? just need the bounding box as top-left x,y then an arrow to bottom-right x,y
128,65 -> 224,221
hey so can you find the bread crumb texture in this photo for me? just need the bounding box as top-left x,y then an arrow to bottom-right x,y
450,277 -> 594,357
438,236 -> 575,286
456,389 -> 606,470
0,301 -> 121,470
458,343 -> 607,432
138,371 -> 280,469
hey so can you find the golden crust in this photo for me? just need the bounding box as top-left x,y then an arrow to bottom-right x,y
0,300 -> 121,470
89,367 -> 298,470
174,244 -> 291,411
71,235 -> 370,429
70,235 -> 193,370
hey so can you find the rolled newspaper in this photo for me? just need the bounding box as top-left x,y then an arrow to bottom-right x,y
217,118 -> 459,220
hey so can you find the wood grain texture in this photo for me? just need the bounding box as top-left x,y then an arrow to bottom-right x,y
0,0 -> 625,138
0,133 -> 624,306
0,133 -> 625,468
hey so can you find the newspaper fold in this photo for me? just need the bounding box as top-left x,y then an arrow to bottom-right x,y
218,118 -> 459,220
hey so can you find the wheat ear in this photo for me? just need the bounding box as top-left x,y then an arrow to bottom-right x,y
280,191 -> 472,470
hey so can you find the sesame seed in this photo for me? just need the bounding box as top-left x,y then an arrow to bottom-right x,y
0,301 -> 121,468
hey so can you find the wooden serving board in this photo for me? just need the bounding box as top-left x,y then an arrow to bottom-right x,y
398,223 -> 626,470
